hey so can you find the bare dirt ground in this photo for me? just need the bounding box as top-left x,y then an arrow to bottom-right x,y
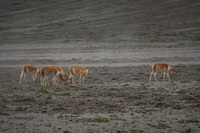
0,42 -> 200,133
0,0 -> 200,132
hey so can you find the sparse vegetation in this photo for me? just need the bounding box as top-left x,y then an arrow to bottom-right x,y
0,0 -> 200,132
94,116 -> 111,122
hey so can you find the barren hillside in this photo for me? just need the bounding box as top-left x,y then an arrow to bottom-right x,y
0,0 -> 200,44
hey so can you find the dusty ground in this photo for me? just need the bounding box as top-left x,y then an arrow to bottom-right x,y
0,42 -> 200,133
0,0 -> 200,132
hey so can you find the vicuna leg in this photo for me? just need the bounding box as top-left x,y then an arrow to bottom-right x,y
33,73 -> 38,83
20,70 -> 24,83
46,75 -> 50,86
72,75 -> 75,85
24,71 -> 28,83
41,72 -> 46,86
82,76 -> 85,85
153,72 -> 157,82
167,72 -> 171,82
79,74 -> 82,84
40,76 -> 44,85
55,76 -> 58,86
53,76 -> 59,86
52,76 -> 56,86
32,74 -> 35,83
163,70 -> 167,81
149,71 -> 154,81
56,76 -> 59,86
44,73 -> 49,86
54,76 -> 59,86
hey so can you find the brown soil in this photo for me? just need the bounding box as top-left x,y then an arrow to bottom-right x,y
0,42 -> 200,133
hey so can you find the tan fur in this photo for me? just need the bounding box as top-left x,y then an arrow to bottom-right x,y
47,65 -> 72,85
20,64 -> 40,83
68,65 -> 88,85
40,66 -> 60,86
149,62 -> 181,82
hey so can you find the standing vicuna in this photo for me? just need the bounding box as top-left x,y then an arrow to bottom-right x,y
68,65 -> 88,85
149,62 -> 181,82
20,64 -> 40,83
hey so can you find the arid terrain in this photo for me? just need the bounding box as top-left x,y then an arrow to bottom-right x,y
0,0 -> 200,133
0,42 -> 200,133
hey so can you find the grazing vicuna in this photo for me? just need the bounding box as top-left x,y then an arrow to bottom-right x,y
20,64 -> 40,83
47,65 -> 72,85
40,66 -> 61,86
149,62 -> 181,82
68,65 -> 88,85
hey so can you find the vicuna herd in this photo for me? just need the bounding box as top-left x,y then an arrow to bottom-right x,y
20,62 -> 181,86
20,65 -> 88,86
